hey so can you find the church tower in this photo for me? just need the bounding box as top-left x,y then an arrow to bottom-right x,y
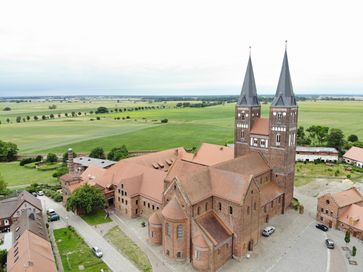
234,50 -> 261,157
268,44 -> 298,209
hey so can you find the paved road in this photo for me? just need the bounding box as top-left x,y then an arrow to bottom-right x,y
40,196 -> 138,272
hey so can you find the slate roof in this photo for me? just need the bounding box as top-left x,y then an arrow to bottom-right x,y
0,191 -> 42,219
74,156 -> 116,168
237,56 -> 260,107
271,50 -> 297,107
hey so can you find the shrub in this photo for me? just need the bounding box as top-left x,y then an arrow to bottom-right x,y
3,107 -> 11,111
347,174 -> 351,179
352,246 -> 357,257
46,153 -> 58,163
89,147 -> 106,159
95,106 -> 109,114
348,134 -> 358,142
161,118 -> 168,123
141,221 -> 146,228
20,157 -> 35,166
96,116 -> 100,120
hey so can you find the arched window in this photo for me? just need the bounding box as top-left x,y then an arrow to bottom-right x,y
276,134 -> 281,143
197,206 -> 200,215
166,223 -> 171,238
229,206 -> 233,215
205,202 -> 208,211
177,224 -> 183,239
218,202 -> 222,211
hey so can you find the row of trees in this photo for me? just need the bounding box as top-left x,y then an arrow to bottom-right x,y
297,125 -> 359,151
89,145 -> 128,161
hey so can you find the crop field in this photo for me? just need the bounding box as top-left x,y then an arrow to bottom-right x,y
0,100 -> 362,155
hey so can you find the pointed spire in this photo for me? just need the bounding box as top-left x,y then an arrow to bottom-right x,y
271,42 -> 297,107
237,49 -> 259,107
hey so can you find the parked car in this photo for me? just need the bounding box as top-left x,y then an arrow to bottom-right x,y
32,192 -> 38,197
47,209 -> 56,216
47,214 -> 60,222
92,246 -> 103,258
37,191 -> 44,196
315,223 -> 328,232
262,226 -> 276,237
325,239 -> 335,249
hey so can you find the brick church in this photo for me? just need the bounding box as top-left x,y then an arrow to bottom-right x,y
61,47 -> 298,271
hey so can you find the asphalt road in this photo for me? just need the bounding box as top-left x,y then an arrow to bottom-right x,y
40,196 -> 138,272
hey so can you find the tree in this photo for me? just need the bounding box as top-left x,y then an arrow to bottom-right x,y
16,116 -> 21,123
50,113 -> 55,119
46,153 -> 58,163
66,184 -> 106,214
3,107 -> 11,111
26,115 -> 30,121
95,106 -> 109,114
161,118 -> 168,123
348,134 -> 358,142
33,115 -> 38,121
306,125 -> 329,145
327,128 -> 345,151
297,126 -> 311,145
48,104 -> 57,110
344,230 -> 351,244
0,140 -> 18,162
6,118 -> 10,123
352,246 -> 357,257
107,145 -> 128,161
41,115 -> 47,120
0,174 -> 8,195
89,147 -> 105,159
0,249 -> 7,271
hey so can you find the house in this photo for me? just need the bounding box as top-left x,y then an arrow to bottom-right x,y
296,146 -> 339,162
343,146 -> 363,168
316,187 -> 363,240
7,210 -> 56,272
61,47 -> 298,271
0,191 -> 42,232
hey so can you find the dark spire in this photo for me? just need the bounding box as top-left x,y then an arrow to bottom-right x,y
237,49 -> 259,106
271,42 -> 297,107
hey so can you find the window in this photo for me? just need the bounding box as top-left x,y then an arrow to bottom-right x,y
122,198 -> 124,204
197,206 -> 200,215
177,252 -> 182,258
276,134 -> 281,145
125,200 -> 128,205
136,209 -> 138,214
260,139 -> 265,147
195,249 -> 200,260
121,184 -> 124,189
205,202 -> 208,211
325,210 -> 328,214
247,206 -> 250,215
321,208 -> 323,212
143,201 -> 146,206
330,211 -> 333,216
121,191 -> 124,196
118,189 -> 121,193
218,202 -> 222,211
148,203 -> 150,208
229,206 -> 233,215
177,224 -> 183,239
136,200 -> 138,205
118,197 -> 120,202
152,205 -> 155,210
241,113 -> 245,121
326,200 -> 330,205
125,192 -> 127,196
277,112 -> 282,121
241,130 -> 245,139
167,223 -> 171,238
253,138 -> 258,146
217,249 -> 221,255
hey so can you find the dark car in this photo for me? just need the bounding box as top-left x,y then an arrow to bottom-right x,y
48,214 -> 60,222
315,223 -> 328,232
325,239 -> 335,249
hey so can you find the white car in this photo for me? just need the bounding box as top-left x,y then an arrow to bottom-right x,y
92,246 -> 103,258
262,226 -> 276,237
47,209 -> 56,216
37,191 -> 44,196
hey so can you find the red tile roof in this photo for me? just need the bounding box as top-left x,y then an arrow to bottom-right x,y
344,146 -> 363,162
260,181 -> 284,205
330,187 -> 363,208
182,143 -> 234,166
250,118 -> 269,135
339,204 -> 363,231
161,196 -> 187,221
149,212 -> 162,225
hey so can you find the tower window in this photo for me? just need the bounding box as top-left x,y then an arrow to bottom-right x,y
241,130 -> 245,139
276,134 -> 281,145
277,112 -> 282,121
241,114 -> 245,121
229,206 -> 233,215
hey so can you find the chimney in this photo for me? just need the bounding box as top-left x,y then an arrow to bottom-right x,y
67,148 -> 74,174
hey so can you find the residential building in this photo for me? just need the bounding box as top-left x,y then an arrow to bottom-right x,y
316,187 -> 363,239
0,191 -> 42,232
343,146 -> 363,168
296,146 -> 339,162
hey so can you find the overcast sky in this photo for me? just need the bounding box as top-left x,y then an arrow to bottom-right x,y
0,0 -> 362,96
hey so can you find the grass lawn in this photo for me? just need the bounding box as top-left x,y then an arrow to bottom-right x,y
81,210 -> 112,225
105,226 -> 152,272
0,100 -> 362,155
294,162 -> 363,187
0,161 -> 58,188
54,227 -> 110,272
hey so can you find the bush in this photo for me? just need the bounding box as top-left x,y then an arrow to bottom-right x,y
95,106 -> 109,114
161,118 -> 168,123
35,155 -> 43,162
352,246 -> 357,257
20,157 -> 35,166
0,140 -> 18,162
53,166 -> 68,178
89,147 -> 106,159
347,174 -> 351,179
107,145 -> 128,161
348,134 -> 358,142
96,116 -> 100,120
141,221 -> 146,227
3,107 -> 11,111
46,153 -> 58,163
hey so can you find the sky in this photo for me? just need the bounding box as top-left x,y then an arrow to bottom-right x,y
0,0 -> 363,97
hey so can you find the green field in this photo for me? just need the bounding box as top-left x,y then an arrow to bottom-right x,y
54,227 -> 110,272
0,100 -> 362,155
0,162 -> 58,189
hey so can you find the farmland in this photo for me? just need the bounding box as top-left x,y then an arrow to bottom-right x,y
0,99 -> 362,156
